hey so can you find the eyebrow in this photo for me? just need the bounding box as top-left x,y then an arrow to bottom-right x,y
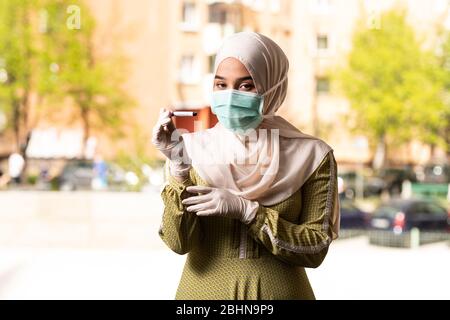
214,75 -> 254,82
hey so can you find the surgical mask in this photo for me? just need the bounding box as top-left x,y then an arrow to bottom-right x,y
210,75 -> 287,133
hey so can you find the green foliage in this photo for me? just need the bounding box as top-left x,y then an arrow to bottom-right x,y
435,32 -> 450,153
334,10 -> 447,151
26,174 -> 38,185
40,0 -> 135,144
0,0 -> 40,144
0,0 -> 134,150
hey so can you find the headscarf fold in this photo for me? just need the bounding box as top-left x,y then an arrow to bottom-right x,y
182,32 -> 340,240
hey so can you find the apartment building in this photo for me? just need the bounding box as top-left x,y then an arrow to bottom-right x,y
86,0 -> 448,163
3,0 -> 448,165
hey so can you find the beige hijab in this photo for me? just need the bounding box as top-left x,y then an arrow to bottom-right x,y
181,32 -> 340,240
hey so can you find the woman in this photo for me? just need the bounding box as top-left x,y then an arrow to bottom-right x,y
152,31 -> 340,300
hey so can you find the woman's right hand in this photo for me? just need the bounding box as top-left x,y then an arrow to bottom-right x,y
152,107 -> 192,179
152,108 -> 178,160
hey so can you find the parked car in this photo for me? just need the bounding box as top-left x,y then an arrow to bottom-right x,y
369,198 -> 450,247
58,160 -> 130,191
375,166 -> 418,196
340,199 -> 369,229
338,199 -> 370,239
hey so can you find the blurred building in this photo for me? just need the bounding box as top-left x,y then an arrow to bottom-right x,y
85,0 -> 450,165
286,0 -> 450,164
2,0 -> 449,166
85,0 -> 293,159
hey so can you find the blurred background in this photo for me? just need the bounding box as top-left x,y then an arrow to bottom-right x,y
0,0 -> 449,299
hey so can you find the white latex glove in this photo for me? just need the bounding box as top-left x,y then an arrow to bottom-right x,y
181,186 -> 260,225
151,108 -> 191,178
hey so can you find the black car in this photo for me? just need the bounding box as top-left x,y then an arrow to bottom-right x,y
338,199 -> 370,239
340,199 -> 369,229
369,198 -> 450,247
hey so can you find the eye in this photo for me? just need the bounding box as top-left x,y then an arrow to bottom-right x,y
215,82 -> 227,90
239,83 -> 255,91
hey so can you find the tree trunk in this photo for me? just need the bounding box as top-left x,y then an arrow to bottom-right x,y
13,101 -> 20,153
20,84 -> 31,184
446,118 -> 450,159
81,107 -> 90,159
372,134 -> 387,170
430,143 -> 436,161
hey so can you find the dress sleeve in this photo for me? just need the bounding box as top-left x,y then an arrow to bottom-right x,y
247,151 -> 338,268
158,161 -> 202,255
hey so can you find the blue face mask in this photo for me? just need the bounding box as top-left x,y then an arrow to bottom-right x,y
211,89 -> 264,133
210,75 -> 287,133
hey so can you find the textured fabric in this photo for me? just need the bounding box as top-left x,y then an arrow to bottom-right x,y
181,31 -> 339,239
158,150 -> 339,300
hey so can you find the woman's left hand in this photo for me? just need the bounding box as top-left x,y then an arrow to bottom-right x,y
182,186 -> 260,225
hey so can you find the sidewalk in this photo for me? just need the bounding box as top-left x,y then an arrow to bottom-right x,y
0,247 -> 184,300
0,191 -> 449,299
0,237 -> 448,299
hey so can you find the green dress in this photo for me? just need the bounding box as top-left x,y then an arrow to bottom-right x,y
158,150 -> 338,300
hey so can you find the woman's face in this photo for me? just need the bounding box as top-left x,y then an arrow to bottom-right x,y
213,57 -> 257,93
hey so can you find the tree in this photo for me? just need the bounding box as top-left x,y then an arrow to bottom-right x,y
0,0 -> 40,153
41,0 -> 134,154
0,0 -> 134,162
335,10 -> 446,167
436,32 -> 450,157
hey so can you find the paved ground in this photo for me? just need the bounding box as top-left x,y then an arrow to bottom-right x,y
307,236 -> 450,300
0,191 -> 449,300
0,236 -> 449,300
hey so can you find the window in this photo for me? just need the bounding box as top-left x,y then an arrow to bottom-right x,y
316,78 -> 330,94
424,203 -> 447,217
208,3 -> 242,28
317,34 -> 328,50
314,33 -> 333,57
179,55 -> 200,84
409,203 -> 427,216
208,3 -> 227,24
180,1 -> 198,31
